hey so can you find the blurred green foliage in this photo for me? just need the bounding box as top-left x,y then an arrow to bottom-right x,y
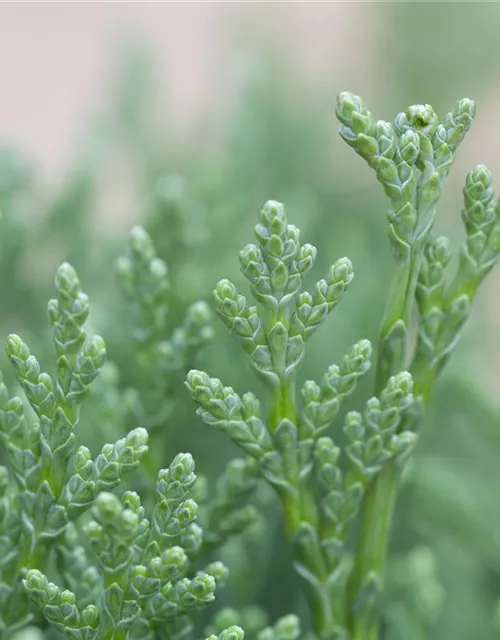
3,7 -> 500,636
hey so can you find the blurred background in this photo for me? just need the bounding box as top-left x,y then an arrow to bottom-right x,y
2,3 -> 500,639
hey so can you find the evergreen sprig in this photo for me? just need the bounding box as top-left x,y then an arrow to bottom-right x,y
186,201 -> 417,639
186,92 -> 500,640
116,225 -> 214,476
24,453 -> 229,640
0,264 -> 240,640
200,457 -> 261,554
334,93 -> 500,639
0,263 -> 148,636
1,83 -> 499,640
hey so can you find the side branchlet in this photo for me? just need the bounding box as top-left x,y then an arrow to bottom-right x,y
187,201 -> 416,639
116,225 -> 214,433
24,453 -> 228,639
0,263 -> 148,635
335,92 -> 498,639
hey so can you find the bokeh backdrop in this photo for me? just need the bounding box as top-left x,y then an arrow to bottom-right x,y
2,3 -> 500,639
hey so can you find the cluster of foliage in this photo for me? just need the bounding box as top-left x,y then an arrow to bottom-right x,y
2,31 -> 500,639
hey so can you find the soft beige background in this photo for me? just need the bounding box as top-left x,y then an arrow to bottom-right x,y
1,4 -> 499,183
0,3 -> 385,177
1,2 -> 500,387
1,4 -> 499,172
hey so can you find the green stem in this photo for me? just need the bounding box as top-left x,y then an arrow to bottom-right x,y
354,251 -> 477,631
375,249 -> 422,391
410,358 -> 437,407
269,378 -> 337,640
349,248 -> 423,639
347,460 -> 401,640
268,378 -> 297,433
268,377 -> 301,538
4,536 -> 50,629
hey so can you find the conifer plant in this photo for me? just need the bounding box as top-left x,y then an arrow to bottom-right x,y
187,92 -> 500,639
0,264 -> 241,639
0,91 -> 498,640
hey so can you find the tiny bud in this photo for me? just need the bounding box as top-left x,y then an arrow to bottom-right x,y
24,569 -> 46,590
301,380 -> 321,404
82,604 -> 99,629
315,437 -> 341,466
74,446 -> 92,472
130,225 -> 155,260
122,491 -> 142,512
220,626 -> 245,640
395,104 -> 438,138
174,500 -> 198,527
297,243 -> 318,274
125,427 -> 149,451
260,200 -> 286,231
328,257 -> 354,286
205,561 -> 229,585
186,300 -> 211,326
149,257 -> 169,281
93,492 -> 121,523
54,262 -> 80,296
344,411 -> 364,442
60,589 -> 76,605
82,335 -> 107,365
275,614 -> 301,640
170,452 -> 196,482
399,130 -> 420,164
6,334 -> 28,359
336,92 -> 367,126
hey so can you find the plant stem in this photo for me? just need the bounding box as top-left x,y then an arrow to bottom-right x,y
267,376 -> 302,535
375,248 -> 421,390
410,359 -> 437,407
268,378 -> 338,640
348,248 -> 423,639
347,460 -> 400,640
267,378 -> 297,434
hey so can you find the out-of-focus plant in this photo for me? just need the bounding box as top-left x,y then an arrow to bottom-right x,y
116,225 -> 213,478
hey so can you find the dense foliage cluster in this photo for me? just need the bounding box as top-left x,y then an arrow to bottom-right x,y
1,39 -> 500,640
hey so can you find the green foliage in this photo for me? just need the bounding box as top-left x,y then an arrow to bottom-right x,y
186,202 -> 417,638
199,457 -> 261,554
115,225 -> 214,485
383,546 -> 444,640
0,262 -> 249,640
0,263 -> 146,636
1,37 -> 500,640
116,225 -> 213,431
334,92 -> 500,639
23,455 -> 230,640
186,91 -> 500,640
